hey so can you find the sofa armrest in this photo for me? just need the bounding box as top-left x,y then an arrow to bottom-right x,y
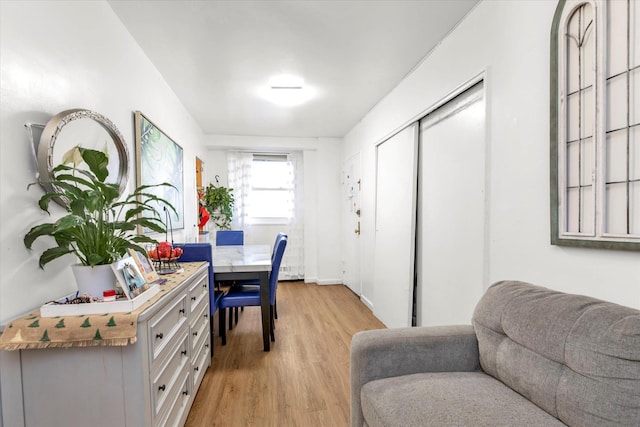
350,325 -> 479,427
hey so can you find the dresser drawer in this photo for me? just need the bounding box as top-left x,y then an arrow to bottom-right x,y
148,293 -> 188,363
189,286 -> 208,328
151,330 -> 190,418
155,366 -> 190,427
190,302 -> 209,354
192,334 -> 210,391
188,272 -> 208,314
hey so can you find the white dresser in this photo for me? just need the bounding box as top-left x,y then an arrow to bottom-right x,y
11,262 -> 211,427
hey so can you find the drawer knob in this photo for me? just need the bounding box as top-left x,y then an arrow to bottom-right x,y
182,350 -> 188,356
191,296 -> 197,301
194,366 -> 199,372
158,384 -> 166,392
179,309 -> 185,314
156,333 -> 164,340
183,390 -> 189,396
204,314 -> 209,319
193,331 -> 198,337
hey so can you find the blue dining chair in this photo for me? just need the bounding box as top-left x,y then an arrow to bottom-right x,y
213,229 -> 244,323
174,242 -> 219,356
218,234 -> 288,346
215,230 -> 244,246
230,232 -> 286,321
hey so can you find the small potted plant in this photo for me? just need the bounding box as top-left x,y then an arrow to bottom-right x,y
202,182 -> 235,230
24,146 -> 176,297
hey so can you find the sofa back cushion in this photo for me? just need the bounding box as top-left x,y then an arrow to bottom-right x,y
472,281 -> 640,427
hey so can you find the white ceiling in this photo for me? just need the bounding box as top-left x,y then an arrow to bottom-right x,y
108,0 -> 478,138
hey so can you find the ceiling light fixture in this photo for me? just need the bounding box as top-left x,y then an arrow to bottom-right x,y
259,74 -> 315,107
269,74 -> 304,89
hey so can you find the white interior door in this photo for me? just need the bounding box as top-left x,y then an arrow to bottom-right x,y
373,123 -> 418,328
417,81 -> 486,326
342,152 -> 361,294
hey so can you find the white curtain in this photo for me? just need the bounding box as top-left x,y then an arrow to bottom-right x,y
227,151 -> 304,280
227,151 -> 253,228
282,151 -> 304,280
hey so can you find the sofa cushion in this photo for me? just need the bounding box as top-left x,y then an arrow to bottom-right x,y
361,371 -> 566,427
472,281 -> 640,426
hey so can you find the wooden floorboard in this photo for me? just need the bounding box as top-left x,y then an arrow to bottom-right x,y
185,281 -> 386,427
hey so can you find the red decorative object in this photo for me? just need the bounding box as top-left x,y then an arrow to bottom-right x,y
147,242 -> 183,261
147,241 -> 183,275
103,289 -> 116,302
198,203 -> 210,230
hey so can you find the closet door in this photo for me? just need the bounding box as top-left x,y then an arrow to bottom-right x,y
417,81 -> 486,326
373,123 -> 419,328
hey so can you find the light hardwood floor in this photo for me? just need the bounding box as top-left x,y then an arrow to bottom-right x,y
185,281 -> 385,427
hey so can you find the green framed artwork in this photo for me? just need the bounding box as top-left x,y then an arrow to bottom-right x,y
134,111 -> 184,231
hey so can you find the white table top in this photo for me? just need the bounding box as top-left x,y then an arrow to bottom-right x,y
212,244 -> 271,273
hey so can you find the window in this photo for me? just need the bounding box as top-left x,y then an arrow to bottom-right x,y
551,0 -> 639,250
247,154 -> 294,222
227,150 -> 305,279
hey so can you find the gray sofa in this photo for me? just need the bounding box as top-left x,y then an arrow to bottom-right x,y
350,280 -> 640,426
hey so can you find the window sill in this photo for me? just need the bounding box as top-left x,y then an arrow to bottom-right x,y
246,217 -> 290,225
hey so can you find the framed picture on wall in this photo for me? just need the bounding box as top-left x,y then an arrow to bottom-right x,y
134,111 -> 184,231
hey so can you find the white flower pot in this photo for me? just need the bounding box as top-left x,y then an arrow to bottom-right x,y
71,264 -> 117,298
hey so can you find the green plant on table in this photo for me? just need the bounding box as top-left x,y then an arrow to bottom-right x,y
24,146 -> 177,268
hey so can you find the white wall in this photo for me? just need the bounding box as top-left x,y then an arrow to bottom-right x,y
202,135 -> 343,285
0,0 -> 207,324
344,0 -> 640,312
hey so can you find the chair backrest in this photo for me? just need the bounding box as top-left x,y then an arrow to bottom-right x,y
215,230 -> 244,246
174,242 -> 215,308
272,232 -> 286,262
269,234 -> 288,305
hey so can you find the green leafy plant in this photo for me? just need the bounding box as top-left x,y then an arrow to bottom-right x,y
24,147 -> 177,268
202,183 -> 235,230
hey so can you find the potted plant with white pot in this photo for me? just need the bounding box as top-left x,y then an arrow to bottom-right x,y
24,146 -> 176,297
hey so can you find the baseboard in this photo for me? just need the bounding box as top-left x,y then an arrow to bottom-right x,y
303,277 -> 343,286
360,295 -> 373,310
316,278 -> 342,285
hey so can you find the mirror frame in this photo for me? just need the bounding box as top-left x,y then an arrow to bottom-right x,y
37,109 -> 129,206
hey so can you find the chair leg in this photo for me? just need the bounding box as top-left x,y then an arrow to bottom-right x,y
274,297 -> 278,320
228,307 -> 234,331
219,307 -> 227,345
234,306 -> 239,324
269,306 -> 275,342
209,315 -> 215,357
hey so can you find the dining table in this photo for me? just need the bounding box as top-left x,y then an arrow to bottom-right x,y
211,244 -> 272,351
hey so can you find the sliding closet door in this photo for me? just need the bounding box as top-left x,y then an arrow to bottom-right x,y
373,123 -> 419,328
417,81 -> 485,326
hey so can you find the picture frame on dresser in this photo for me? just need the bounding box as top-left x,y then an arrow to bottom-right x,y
112,256 -> 150,299
128,248 -> 160,283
